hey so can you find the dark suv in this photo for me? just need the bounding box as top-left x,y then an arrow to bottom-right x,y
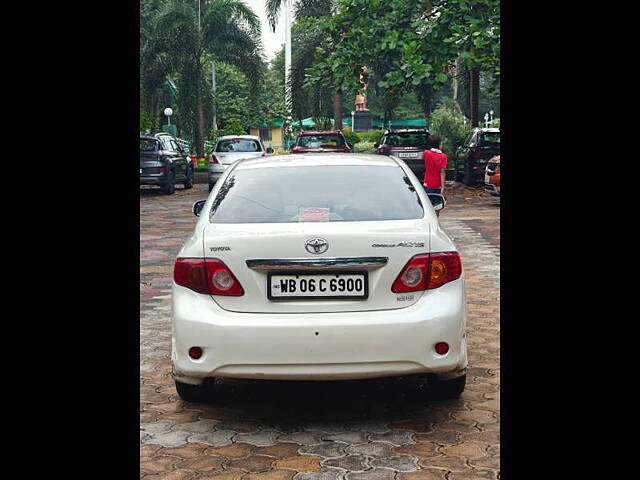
454,128 -> 500,185
375,129 -> 431,180
140,134 -> 194,194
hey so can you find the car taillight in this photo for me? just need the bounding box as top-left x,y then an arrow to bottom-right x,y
210,154 -> 220,164
262,152 -> 266,157
391,252 -> 462,293
174,258 -> 244,296
158,166 -> 166,175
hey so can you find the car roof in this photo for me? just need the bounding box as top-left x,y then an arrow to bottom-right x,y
216,135 -> 260,141
474,128 -> 500,133
235,153 -> 398,170
384,129 -> 429,134
299,130 -> 342,136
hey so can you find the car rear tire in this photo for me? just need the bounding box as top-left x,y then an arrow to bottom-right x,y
184,169 -> 194,189
430,374 -> 466,400
161,172 -> 176,195
175,380 -> 213,403
462,165 -> 474,186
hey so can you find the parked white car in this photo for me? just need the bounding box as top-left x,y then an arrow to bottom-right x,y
208,135 -> 273,192
172,153 -> 467,402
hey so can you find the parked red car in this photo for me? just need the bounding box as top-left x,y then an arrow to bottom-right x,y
484,155 -> 500,196
291,131 -> 351,153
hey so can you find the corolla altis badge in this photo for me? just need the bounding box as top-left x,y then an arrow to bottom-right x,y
305,238 -> 329,254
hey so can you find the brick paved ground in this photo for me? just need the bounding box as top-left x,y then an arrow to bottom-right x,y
140,182 -> 500,480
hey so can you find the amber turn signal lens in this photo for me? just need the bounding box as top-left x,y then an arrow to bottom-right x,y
429,260 -> 447,283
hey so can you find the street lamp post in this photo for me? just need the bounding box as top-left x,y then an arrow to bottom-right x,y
351,111 -> 355,132
284,0 -> 292,114
164,107 -> 173,126
489,110 -> 494,125
484,112 -> 489,128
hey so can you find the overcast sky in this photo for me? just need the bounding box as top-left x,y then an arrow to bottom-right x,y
244,0 -> 287,61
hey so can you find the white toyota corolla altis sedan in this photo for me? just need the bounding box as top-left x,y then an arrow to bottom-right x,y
171,153 -> 467,402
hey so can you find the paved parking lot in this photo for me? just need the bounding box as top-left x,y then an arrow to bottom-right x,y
140,182 -> 500,480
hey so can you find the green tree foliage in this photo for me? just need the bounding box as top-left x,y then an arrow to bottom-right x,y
209,117 -> 247,143
307,0 -> 499,118
140,109 -> 155,133
428,105 -> 471,156
142,0 -> 264,157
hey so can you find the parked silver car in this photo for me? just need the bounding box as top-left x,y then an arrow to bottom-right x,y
208,135 -> 273,191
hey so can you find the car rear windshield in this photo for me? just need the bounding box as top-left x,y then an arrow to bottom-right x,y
140,139 -> 159,152
383,132 -> 430,147
480,132 -> 500,144
216,139 -> 262,152
297,135 -> 345,148
209,165 -> 424,223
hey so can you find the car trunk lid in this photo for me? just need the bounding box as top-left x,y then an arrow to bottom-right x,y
215,151 -> 264,165
202,220 -> 431,313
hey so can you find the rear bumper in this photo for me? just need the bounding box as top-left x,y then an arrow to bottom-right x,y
208,165 -> 227,184
140,174 -> 169,186
171,278 -> 468,383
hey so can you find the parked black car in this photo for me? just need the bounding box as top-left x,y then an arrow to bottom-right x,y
454,128 -> 500,185
140,133 -> 194,194
375,129 -> 431,181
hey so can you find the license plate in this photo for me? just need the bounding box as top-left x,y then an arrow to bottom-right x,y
268,271 -> 368,300
398,152 -> 419,158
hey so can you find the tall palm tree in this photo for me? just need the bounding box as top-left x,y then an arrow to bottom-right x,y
265,0 -> 344,129
150,0 -> 264,157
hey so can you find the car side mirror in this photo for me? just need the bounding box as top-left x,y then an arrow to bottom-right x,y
427,193 -> 446,211
266,147 -> 274,154
193,200 -> 206,217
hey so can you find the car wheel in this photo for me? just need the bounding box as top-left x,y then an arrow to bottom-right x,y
184,168 -> 194,189
174,379 -> 213,403
161,171 -> 176,195
430,374 -> 466,400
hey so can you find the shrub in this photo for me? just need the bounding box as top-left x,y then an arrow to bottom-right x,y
341,128 -> 361,149
353,141 -> 377,153
429,106 -> 472,155
365,129 -> 384,144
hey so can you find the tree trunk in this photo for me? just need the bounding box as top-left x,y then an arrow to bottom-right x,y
469,67 -> 480,127
451,58 -> 462,114
196,101 -> 205,158
333,91 -> 342,130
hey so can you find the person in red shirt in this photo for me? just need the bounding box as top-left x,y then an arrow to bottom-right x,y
423,134 -> 447,196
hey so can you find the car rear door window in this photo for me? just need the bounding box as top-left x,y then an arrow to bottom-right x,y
209,165 -> 424,223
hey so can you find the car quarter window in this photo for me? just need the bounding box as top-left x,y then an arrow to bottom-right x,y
209,165 -> 425,224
